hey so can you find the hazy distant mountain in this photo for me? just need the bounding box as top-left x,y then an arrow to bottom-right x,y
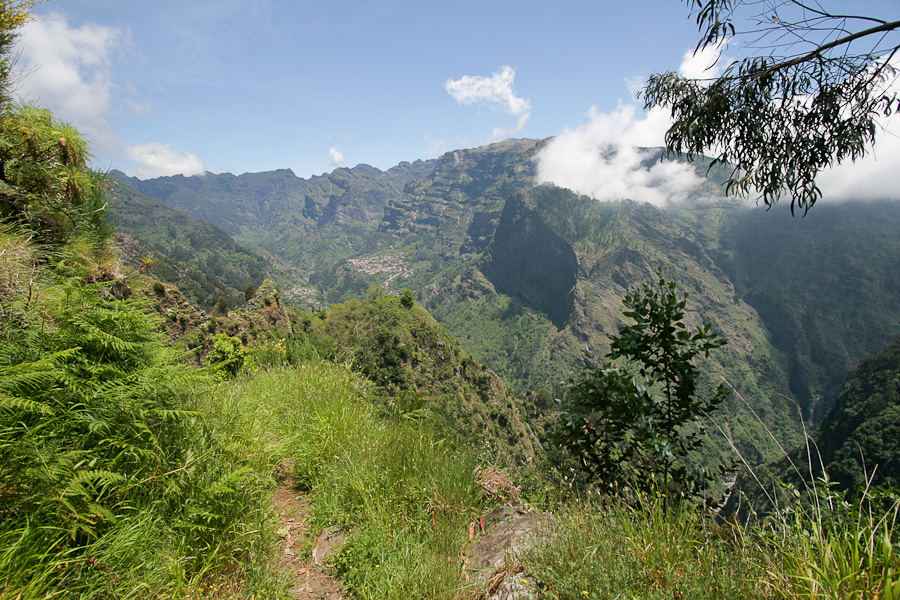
115,139 -> 900,468
732,332 -> 900,508
114,160 -> 436,274
108,179 -> 299,310
679,201 -> 900,423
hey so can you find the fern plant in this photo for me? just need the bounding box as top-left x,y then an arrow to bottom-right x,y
0,273 -> 275,597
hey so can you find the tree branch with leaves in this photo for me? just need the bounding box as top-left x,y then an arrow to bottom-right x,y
642,0 -> 900,214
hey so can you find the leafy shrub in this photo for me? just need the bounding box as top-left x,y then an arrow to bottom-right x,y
557,271 -> 730,504
400,288 -> 415,309
214,295 -> 228,315
206,333 -> 256,379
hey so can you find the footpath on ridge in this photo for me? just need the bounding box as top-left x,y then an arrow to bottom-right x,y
272,478 -> 346,600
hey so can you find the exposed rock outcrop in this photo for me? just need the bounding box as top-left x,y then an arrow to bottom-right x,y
243,279 -> 292,335
465,506 -> 554,600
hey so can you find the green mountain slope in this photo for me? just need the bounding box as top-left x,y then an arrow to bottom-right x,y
813,333 -> 900,491
708,202 -> 900,422
108,181 -> 298,310
430,184 -> 800,463
114,160 -> 436,274
294,294 -> 539,468
754,333 -> 900,497
118,139 -> 900,469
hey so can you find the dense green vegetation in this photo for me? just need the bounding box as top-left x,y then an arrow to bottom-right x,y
291,294 -> 539,469
4,182 -> 899,599
109,182 -> 295,310
742,332 -> 900,508
707,201 -> 900,421
3,5 -> 899,598
0,252 -> 278,597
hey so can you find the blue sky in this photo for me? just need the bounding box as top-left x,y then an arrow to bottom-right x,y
12,1 -> 714,176
13,0 -> 900,203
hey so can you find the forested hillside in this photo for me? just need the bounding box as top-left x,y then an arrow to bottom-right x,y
118,138 -> 900,470
109,182 -> 299,310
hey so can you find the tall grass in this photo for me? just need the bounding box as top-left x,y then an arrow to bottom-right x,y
756,480 -> 900,599
204,365 -> 484,600
525,496 -> 770,600
200,361 -> 900,600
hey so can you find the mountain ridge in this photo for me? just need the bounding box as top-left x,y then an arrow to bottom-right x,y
110,139 -> 900,472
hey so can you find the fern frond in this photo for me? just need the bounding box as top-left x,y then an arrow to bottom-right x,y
151,408 -> 198,421
0,392 -> 55,414
202,466 -> 253,497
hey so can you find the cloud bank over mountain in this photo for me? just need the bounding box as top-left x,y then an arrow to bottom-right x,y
126,143 -> 205,179
537,42 -> 900,207
533,47 -> 724,207
534,104 -> 704,207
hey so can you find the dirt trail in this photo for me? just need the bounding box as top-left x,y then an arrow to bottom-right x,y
272,481 -> 345,600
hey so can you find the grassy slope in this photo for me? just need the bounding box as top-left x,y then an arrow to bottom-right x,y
292,295 -> 539,470
3,228 -> 895,598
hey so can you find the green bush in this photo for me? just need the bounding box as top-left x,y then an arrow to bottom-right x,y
206,333 -> 256,379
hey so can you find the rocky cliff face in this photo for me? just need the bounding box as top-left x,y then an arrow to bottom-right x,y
480,193 -> 577,329
380,139 -> 540,246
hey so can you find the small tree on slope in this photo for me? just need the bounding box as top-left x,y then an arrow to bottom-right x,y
558,271 -> 730,505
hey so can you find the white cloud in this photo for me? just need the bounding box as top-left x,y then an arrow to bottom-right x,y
624,75 -> 645,99
14,14 -> 128,155
535,104 -> 704,207
125,143 -> 205,178
816,121 -> 900,202
533,39 -> 735,208
329,145 -> 345,166
445,65 -> 532,141
423,135 -> 446,157
678,39 -> 729,80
